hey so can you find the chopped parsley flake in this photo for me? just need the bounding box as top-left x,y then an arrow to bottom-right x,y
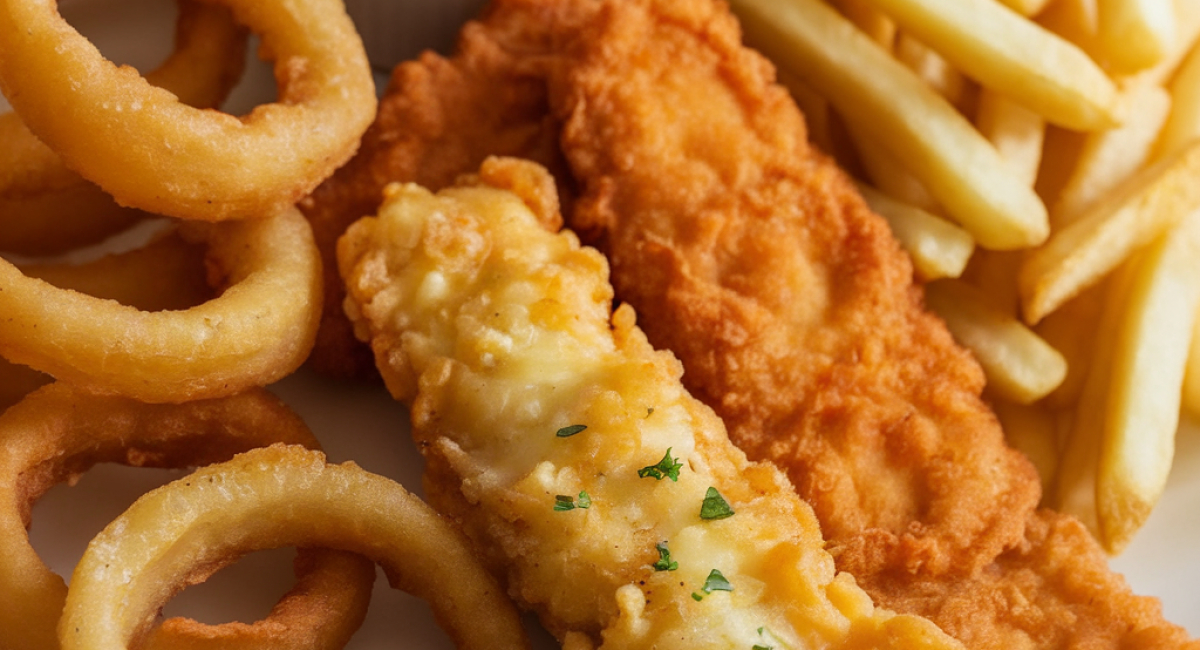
553,491 -> 592,511
753,645 -> 774,650
652,541 -> 678,571
637,448 -> 683,481
556,424 -> 587,438
691,569 -> 733,600
699,486 -> 735,520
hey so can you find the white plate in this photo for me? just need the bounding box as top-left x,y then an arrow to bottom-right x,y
12,0 -> 1199,646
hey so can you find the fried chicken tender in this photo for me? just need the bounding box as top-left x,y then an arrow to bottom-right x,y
540,0 -> 1198,646
298,0 -> 583,378
338,158 -> 964,650
548,0 -> 1038,579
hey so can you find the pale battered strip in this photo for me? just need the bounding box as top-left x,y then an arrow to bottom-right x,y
338,158 -> 962,649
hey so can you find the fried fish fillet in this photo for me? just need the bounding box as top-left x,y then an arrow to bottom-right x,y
541,0 -> 1198,646
337,157 -> 964,650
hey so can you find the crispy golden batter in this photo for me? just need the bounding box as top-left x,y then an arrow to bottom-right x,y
298,0 -> 583,379
549,0 -> 1038,579
338,157 -> 963,650
540,0 -> 1198,646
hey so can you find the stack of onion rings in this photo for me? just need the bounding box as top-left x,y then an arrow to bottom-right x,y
0,383 -> 375,650
0,207 -> 322,403
0,0 -> 249,255
59,444 -> 530,650
0,0 -> 376,221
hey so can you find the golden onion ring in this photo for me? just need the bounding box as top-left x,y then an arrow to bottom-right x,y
0,0 -> 375,222
0,0 -> 248,254
60,444 -> 530,650
0,207 -> 321,403
0,384 -> 375,650
0,228 -> 214,410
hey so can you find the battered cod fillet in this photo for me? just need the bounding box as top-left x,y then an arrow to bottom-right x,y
338,158 -> 963,650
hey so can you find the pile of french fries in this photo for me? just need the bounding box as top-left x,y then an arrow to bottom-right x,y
730,0 -> 1200,554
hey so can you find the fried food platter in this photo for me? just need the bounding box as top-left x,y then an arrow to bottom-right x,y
8,0 -> 1198,647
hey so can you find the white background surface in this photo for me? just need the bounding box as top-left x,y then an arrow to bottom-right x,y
12,0 -> 1199,646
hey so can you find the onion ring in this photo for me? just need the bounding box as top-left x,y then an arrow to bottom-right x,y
0,228 -> 214,410
0,0 -> 248,254
0,383 -> 375,650
0,0 -> 376,222
60,444 -> 530,650
0,207 -> 321,403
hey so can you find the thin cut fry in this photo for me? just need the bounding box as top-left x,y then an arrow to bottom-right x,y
1096,0 -> 1175,73
894,33 -> 976,114
1153,34 -> 1200,161
996,0 -> 1054,16
1019,141 -> 1200,323
1052,81 -> 1172,227
993,400 -> 1059,491
732,0 -> 1050,250
975,88 -> 1046,187
829,0 -> 897,48
854,0 -> 1121,130
845,116 -> 941,212
925,279 -> 1068,404
855,182 -> 975,279
1096,208 -> 1200,553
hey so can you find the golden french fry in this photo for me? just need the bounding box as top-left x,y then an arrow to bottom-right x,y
855,182 -> 975,279
1097,0 -> 1175,73
1051,81 -> 1172,227
996,0 -> 1054,15
844,115 -> 942,212
1184,312 -> 1200,418
1034,283 -> 1107,409
1053,260 -> 1130,539
1019,140 -> 1200,323
852,0 -> 1121,130
993,399 -> 1060,491
1034,125 -> 1088,204
774,67 -> 863,173
925,278 -> 1068,404
731,0 -> 1050,250
829,0 -> 897,48
1037,0 -> 1102,62
1153,34 -> 1200,161
894,32 -> 976,114
1096,208 -> 1200,553
975,88 -> 1046,187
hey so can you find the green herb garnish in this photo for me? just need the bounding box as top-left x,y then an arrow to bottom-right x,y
652,541 -> 678,571
699,486 -> 735,520
637,448 -> 683,481
553,491 -> 592,511
691,568 -> 733,600
556,424 -> 587,438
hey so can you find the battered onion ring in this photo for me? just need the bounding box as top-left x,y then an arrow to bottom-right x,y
0,229 -> 214,410
0,384 -> 375,650
0,207 -> 321,403
0,0 -> 247,254
60,444 -> 530,650
0,0 -> 376,221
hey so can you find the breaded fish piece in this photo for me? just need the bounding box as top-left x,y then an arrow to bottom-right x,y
338,158 -> 964,650
548,0 -> 1039,580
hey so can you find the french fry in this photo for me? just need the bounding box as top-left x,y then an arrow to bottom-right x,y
975,88 -> 1046,187
1037,0 -> 1102,64
961,248 -> 1023,313
1153,34 -> 1200,161
925,278 -> 1068,404
894,33 -> 976,114
1034,283 -> 1107,409
1019,140 -> 1200,323
844,115 -> 942,212
1053,263 -> 1130,540
1095,208 -> 1200,553
852,0 -> 1122,130
1184,312 -> 1200,418
731,0 -> 1051,250
1096,0 -> 1175,74
1051,80 -> 1172,227
828,0 -> 897,49
1034,125 -> 1088,204
996,0 -> 1054,16
774,67 -> 863,174
854,182 -> 975,279
993,399 -> 1060,491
